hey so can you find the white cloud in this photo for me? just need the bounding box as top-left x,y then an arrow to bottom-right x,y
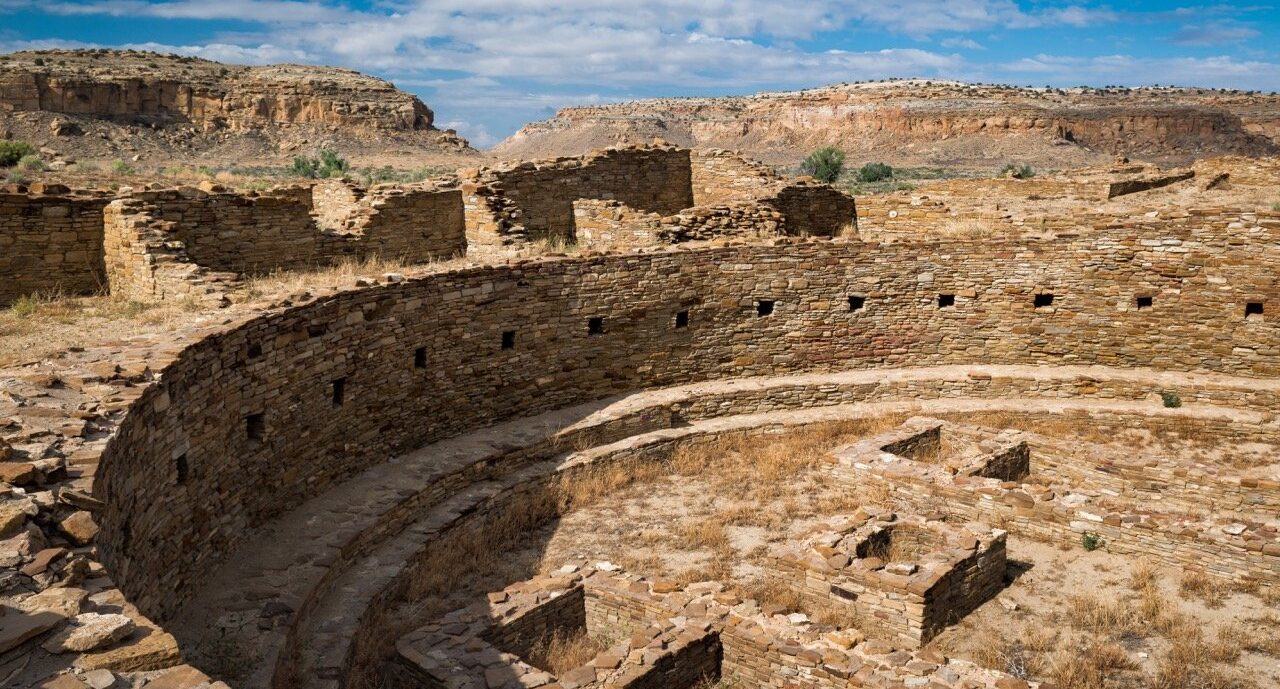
40,0 -> 351,23
941,37 -> 985,50
1000,53 -> 1280,90
1171,21 -> 1260,46
440,119 -> 495,147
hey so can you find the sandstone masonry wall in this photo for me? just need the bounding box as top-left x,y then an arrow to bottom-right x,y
101,184 -> 465,301
462,145 -> 694,245
689,149 -> 780,206
96,210 -> 1280,623
0,190 -> 108,305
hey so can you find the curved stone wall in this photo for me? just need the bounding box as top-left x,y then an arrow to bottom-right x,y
95,215 -> 1280,623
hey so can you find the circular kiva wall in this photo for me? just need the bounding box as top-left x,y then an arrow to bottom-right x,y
95,224 -> 1280,623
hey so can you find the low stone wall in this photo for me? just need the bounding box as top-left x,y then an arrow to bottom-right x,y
767,512 -> 1006,647
572,199 -> 662,248
462,145 -> 693,245
830,419 -> 1280,589
689,149 -> 780,206
764,183 -> 856,237
464,145 -> 852,246
0,187 -> 109,305
397,563 -> 1032,689
311,179 -> 364,230
102,183 -> 465,301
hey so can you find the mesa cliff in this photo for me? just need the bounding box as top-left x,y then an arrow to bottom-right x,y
495,79 -> 1280,167
0,49 -> 474,162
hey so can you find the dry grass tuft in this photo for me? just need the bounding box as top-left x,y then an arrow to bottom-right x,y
524,628 -> 606,675
1179,569 -> 1229,608
738,577 -> 805,614
675,521 -> 732,552
1045,642 -> 1138,689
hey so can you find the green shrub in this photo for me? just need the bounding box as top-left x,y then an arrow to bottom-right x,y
33,57 -> 44,67
1000,163 -> 1035,179
1160,391 -> 1182,408
111,160 -> 135,174
4,171 -> 28,185
799,147 -> 846,183
1271,201 -> 1280,212
1081,531 -> 1103,551
856,162 -> 894,183
291,155 -> 319,178
16,154 -> 44,172
291,149 -> 349,179
9,294 -> 40,318
0,140 -> 35,167
317,149 -> 348,178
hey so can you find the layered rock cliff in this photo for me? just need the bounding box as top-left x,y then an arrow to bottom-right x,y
0,49 -> 474,161
495,80 -> 1280,167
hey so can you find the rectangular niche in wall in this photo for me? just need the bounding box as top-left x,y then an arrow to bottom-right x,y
175,453 -> 189,486
848,296 -> 866,312
414,347 -> 427,369
588,317 -> 605,335
938,294 -> 956,308
1246,302 -> 1264,319
331,378 -> 346,407
675,311 -> 690,328
502,331 -> 516,349
1034,293 -> 1054,308
246,413 -> 266,444
757,300 -> 775,317
1136,296 -> 1153,309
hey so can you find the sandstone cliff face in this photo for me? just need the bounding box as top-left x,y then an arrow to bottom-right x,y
496,80 -> 1280,167
0,50 -> 433,132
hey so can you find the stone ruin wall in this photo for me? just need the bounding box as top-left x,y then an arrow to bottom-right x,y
0,188 -> 109,305
304,179 -> 364,230
688,149 -> 781,206
462,145 -> 694,245
97,182 -> 465,302
463,144 -> 855,246
90,209 -> 1280,625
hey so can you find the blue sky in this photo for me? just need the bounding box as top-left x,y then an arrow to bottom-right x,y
2,1 -> 1278,147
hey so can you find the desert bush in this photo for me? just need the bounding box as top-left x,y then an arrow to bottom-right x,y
799,147 -> 845,183
111,160 -> 135,174
292,149 -> 349,179
0,140 -> 35,167
999,163 -> 1035,179
8,295 -> 41,318
4,171 -> 27,185
856,162 -> 894,183
1160,391 -> 1182,408
1081,531 -> 1103,551
16,154 -> 44,172
1271,201 -> 1280,212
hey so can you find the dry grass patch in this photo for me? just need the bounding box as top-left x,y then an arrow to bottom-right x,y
737,576 -> 805,614
1179,570 -> 1229,608
524,628 -> 606,675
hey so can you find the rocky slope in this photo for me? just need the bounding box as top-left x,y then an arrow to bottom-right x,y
495,80 -> 1280,168
0,49 -> 474,164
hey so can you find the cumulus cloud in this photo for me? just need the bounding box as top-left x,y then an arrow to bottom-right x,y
941,37 -> 985,50
1171,21 -> 1260,46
